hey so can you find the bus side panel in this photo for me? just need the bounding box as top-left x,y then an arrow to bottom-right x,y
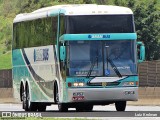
12,49 -> 47,102
12,49 -> 26,101
12,45 -> 59,103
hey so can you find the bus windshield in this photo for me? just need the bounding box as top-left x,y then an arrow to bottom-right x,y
66,15 -> 134,33
68,40 -> 137,77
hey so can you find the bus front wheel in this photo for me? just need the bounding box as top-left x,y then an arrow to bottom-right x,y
84,104 -> 93,111
54,81 -> 59,103
37,104 -> 46,111
58,103 -> 68,112
115,101 -> 126,111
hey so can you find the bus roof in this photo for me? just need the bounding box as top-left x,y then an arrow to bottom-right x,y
13,4 -> 133,23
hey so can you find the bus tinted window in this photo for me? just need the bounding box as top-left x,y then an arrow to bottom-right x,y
13,17 -> 57,49
66,15 -> 134,34
60,15 -> 66,36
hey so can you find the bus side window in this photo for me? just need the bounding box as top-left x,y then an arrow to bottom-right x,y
52,17 -> 58,45
60,15 -> 65,36
13,23 -> 17,49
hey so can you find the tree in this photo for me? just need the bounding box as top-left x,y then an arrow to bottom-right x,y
114,0 -> 160,60
114,0 -> 127,6
134,0 -> 160,60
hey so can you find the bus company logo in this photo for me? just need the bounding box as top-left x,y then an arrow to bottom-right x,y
102,82 -> 107,87
1,112 -> 42,118
34,48 -> 49,62
88,34 -> 110,39
2,112 -> 11,118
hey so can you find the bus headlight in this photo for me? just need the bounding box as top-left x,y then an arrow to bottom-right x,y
122,82 -> 135,86
73,83 -> 79,87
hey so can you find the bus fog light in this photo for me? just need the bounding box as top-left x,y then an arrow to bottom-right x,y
124,91 -> 135,95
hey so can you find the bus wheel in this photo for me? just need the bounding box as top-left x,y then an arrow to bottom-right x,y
58,103 -> 68,112
54,82 -> 59,103
25,85 -> 37,111
84,104 -> 93,111
38,104 -> 46,112
115,101 -> 126,111
22,91 -> 27,110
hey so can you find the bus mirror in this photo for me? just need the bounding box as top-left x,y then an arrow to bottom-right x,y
137,42 -> 145,63
139,45 -> 145,62
60,46 -> 66,61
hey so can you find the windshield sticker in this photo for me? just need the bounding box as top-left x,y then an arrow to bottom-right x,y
117,66 -> 130,70
105,69 -> 110,76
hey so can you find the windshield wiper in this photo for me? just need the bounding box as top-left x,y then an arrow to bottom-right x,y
87,56 -> 98,78
107,58 -> 122,78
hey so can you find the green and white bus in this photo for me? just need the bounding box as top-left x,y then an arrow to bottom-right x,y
12,4 -> 145,112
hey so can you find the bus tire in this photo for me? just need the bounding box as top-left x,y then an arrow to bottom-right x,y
76,106 -> 84,112
38,104 -> 46,112
84,104 -> 93,111
115,101 -> 126,111
20,83 -> 24,101
25,84 -> 37,111
22,91 -> 27,109
58,103 -> 68,112
54,81 -> 59,103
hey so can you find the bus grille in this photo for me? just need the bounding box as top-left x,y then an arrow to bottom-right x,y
88,82 -> 120,86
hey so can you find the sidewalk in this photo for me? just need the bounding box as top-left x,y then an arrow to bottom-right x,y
0,98 -> 20,104
128,98 -> 160,106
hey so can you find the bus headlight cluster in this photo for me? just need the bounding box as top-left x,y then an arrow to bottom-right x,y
122,82 -> 135,86
67,82 -> 85,87
73,82 -> 85,87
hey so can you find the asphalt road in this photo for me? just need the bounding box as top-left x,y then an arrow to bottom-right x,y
0,104 -> 160,119
0,104 -> 160,111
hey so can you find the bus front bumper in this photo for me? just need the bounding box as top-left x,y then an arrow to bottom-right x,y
67,87 -> 138,103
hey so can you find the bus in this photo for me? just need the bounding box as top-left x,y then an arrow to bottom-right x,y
12,4 -> 145,112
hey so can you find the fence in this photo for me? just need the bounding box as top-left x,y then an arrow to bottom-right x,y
0,69 -> 12,88
139,60 -> 160,87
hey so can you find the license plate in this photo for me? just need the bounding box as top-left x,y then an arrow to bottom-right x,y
72,96 -> 85,101
73,92 -> 84,96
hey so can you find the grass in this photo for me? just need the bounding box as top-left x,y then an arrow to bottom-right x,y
25,118 -> 92,120
0,117 -> 94,120
0,51 -> 12,69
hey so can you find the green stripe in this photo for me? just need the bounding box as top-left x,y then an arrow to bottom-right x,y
12,49 -> 49,102
60,33 -> 137,41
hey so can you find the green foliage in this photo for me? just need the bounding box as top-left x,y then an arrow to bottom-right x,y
134,0 -> 159,60
0,118 -> 90,120
0,51 -> 12,69
114,0 -> 160,60
135,0 -> 160,60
